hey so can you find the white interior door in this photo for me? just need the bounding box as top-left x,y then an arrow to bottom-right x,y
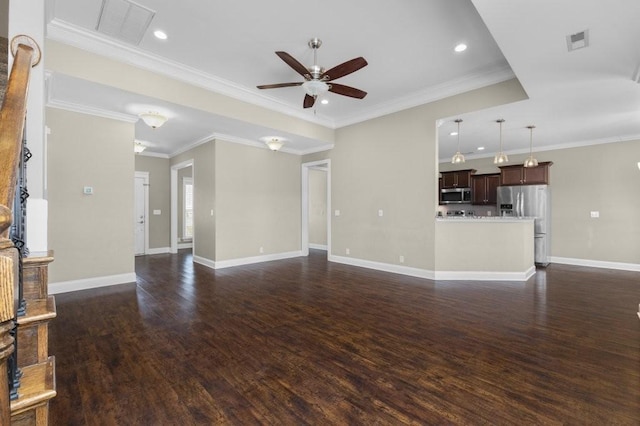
134,173 -> 148,255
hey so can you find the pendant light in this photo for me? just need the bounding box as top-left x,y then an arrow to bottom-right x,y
451,119 -> 465,164
493,119 -> 508,164
524,125 -> 539,168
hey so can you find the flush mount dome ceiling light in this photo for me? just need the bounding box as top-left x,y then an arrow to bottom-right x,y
134,141 -> 146,153
138,112 -> 168,129
493,119 -> 509,165
451,119 -> 465,164
260,136 -> 287,151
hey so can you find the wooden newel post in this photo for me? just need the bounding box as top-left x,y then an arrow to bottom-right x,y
0,35 -> 40,424
0,205 -> 17,426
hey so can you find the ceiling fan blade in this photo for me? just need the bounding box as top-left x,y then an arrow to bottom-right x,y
275,51 -> 311,79
328,83 -> 367,99
321,57 -> 368,81
257,82 -> 303,89
303,94 -> 316,109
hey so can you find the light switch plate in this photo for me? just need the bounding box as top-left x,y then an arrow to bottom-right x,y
153,209 -> 161,215
83,186 -> 93,195
590,211 -> 599,218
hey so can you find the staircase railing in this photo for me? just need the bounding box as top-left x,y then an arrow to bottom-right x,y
0,38 -> 38,426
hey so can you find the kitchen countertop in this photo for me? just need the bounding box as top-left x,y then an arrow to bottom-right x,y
436,216 -> 535,222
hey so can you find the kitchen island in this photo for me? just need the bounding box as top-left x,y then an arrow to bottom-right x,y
435,217 -> 535,281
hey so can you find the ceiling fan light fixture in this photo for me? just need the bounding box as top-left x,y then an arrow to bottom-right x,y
451,119 -> 465,164
139,111 -> 168,129
302,80 -> 329,97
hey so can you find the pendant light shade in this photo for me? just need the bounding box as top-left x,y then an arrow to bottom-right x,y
524,125 -> 539,168
451,119 -> 465,164
493,119 -> 508,164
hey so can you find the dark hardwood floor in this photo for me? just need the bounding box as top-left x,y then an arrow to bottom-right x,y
49,250 -> 640,425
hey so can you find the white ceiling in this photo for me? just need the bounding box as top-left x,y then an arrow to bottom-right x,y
45,0 -> 640,159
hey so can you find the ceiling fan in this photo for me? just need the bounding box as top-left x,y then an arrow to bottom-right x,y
257,38 -> 368,109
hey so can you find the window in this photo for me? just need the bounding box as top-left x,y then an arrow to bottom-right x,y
183,177 -> 193,239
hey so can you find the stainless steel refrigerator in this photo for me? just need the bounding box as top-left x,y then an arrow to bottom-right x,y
497,185 -> 551,266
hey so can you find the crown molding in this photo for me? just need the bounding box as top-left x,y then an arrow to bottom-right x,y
46,97 -> 139,123
167,131 -> 333,158
137,151 -> 170,159
438,133 -> 640,163
46,18 -> 336,128
297,144 -> 335,156
335,64 -> 516,128
168,133 -> 215,158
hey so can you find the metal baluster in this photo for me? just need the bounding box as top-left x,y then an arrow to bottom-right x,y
7,120 -> 29,400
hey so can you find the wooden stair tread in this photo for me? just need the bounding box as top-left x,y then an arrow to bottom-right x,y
22,250 -> 54,267
17,296 -> 56,326
10,356 -> 56,416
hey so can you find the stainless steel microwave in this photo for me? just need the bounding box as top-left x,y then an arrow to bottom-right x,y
440,187 -> 471,204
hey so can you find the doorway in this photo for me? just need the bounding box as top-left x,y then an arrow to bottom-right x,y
170,159 -> 194,253
134,171 -> 149,255
301,160 -> 331,256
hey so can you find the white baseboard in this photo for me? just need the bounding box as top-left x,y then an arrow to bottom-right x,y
329,255 -> 535,281
50,272 -> 137,294
178,243 -> 193,249
194,251 -> 303,270
309,244 -> 328,251
329,255 -> 435,280
145,247 -> 171,255
434,266 -> 536,281
550,256 -> 640,272
193,255 -> 216,269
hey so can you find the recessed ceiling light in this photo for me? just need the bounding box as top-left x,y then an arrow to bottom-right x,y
477,146 -> 485,151
154,30 -> 168,40
321,99 -> 329,105
454,43 -> 467,53
450,131 -> 458,136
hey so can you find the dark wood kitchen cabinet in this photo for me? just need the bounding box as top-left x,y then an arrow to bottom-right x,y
499,162 -> 553,186
440,169 -> 476,188
471,173 -> 500,205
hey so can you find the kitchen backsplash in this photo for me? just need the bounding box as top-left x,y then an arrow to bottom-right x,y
437,203 -> 497,217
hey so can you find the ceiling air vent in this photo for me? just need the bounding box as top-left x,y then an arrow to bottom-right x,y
566,29 -> 589,52
96,0 -> 155,46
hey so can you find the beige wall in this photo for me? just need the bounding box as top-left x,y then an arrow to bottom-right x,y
214,140 -> 301,260
134,155 -> 171,249
441,139 -> 640,264
177,166 -> 193,241
308,169 -> 327,246
47,108 -> 135,282
172,143 -> 215,260
327,78 -> 528,270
